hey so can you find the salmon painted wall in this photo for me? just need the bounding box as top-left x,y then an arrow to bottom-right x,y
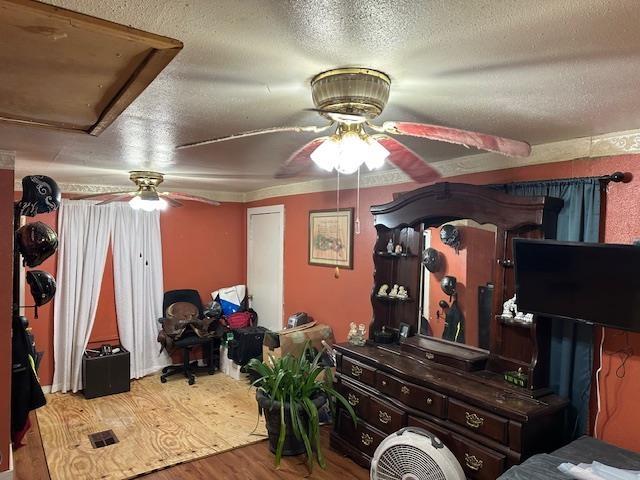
247,153 -> 640,452
1,169 -> 14,472
24,200 -> 245,387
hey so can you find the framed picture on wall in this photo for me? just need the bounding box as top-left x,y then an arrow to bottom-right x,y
308,208 -> 354,269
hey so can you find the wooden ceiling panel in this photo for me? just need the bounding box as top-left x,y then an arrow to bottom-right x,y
0,0 -> 182,135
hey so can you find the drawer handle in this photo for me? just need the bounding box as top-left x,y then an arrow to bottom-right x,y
401,386 -> 410,395
361,433 -> 373,446
465,412 -> 484,429
347,393 -> 360,407
378,411 -> 392,424
425,352 -> 435,360
381,380 -> 387,386
426,397 -> 433,405
351,365 -> 363,377
465,453 -> 484,471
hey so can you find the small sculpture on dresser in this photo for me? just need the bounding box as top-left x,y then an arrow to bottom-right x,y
388,284 -> 399,297
386,238 -> 394,253
377,284 -> 389,296
396,286 -> 408,299
501,294 -> 534,323
347,322 -> 366,346
394,244 -> 403,254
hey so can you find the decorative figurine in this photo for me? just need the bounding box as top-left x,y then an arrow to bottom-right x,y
397,286 -> 408,299
377,284 -> 389,296
388,284 -> 399,297
394,244 -> 403,254
501,295 -> 517,319
348,322 -> 366,346
386,238 -> 394,253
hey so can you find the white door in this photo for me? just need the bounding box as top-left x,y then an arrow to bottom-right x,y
247,205 -> 284,332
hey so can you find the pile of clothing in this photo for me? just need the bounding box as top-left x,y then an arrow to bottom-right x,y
558,462 -> 640,479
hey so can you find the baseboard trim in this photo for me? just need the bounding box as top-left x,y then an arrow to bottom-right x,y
41,385 -> 52,394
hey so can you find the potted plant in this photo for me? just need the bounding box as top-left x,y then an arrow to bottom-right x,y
247,343 -> 356,471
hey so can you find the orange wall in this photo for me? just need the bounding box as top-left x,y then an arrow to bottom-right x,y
25,200 -> 245,386
1,169 -> 14,472
248,153 -> 640,452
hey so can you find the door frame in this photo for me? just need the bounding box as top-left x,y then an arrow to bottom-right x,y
246,205 -> 285,329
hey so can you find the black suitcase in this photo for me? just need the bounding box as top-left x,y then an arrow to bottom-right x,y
227,326 -> 268,365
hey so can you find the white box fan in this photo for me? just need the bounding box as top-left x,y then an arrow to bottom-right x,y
370,427 -> 465,480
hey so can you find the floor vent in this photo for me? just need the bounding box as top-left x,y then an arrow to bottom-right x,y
88,430 -> 119,449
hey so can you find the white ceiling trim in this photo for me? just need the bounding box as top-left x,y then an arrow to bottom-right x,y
244,128 -> 640,202
0,150 -> 15,170
12,179 -> 246,203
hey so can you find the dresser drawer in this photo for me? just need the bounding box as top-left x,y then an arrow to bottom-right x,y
448,398 -> 508,444
376,371 -> 447,418
337,411 -> 386,458
450,433 -> 506,480
408,416 -> 451,445
338,379 -> 370,418
368,396 -> 406,434
342,357 -> 376,386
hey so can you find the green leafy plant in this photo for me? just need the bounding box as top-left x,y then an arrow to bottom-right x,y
247,343 -> 357,471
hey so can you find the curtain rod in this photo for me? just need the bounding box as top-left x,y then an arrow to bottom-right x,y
597,171 -> 631,184
491,171 -> 631,187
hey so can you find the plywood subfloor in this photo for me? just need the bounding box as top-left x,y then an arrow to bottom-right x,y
36,373 -> 267,480
16,413 -> 369,480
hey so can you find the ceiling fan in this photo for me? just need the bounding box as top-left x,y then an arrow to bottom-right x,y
76,171 -> 221,211
176,68 -> 532,183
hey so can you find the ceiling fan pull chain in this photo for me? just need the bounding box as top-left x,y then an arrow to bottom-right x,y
355,166 -> 361,235
335,171 -> 341,279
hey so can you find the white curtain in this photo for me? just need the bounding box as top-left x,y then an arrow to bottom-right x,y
52,200 -> 115,393
111,203 -> 170,378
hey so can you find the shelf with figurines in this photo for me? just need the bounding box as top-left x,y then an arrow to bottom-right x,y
375,283 -> 413,302
376,239 -> 417,258
497,294 -> 534,328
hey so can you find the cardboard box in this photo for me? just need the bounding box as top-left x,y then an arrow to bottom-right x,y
263,323 -> 335,360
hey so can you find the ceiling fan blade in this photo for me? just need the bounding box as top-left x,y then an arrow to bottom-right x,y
159,192 -> 220,206
95,192 -> 138,206
274,137 -> 328,179
370,121 -> 531,158
74,191 -> 132,201
374,135 -> 441,184
176,124 -> 333,150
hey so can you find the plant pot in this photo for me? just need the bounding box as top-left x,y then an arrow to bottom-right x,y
256,389 -> 327,456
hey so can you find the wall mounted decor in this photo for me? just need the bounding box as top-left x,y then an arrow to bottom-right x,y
308,208 -> 354,269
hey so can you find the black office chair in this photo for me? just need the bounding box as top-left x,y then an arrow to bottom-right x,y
159,289 -> 220,385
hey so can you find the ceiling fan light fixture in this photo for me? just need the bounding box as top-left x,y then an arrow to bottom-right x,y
310,136 -> 340,172
364,137 -> 390,171
310,132 -> 389,175
129,195 -> 168,212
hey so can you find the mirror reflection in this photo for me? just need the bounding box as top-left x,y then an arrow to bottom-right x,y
419,219 -> 497,350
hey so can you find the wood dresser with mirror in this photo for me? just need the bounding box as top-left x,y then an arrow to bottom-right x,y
330,182 -> 569,479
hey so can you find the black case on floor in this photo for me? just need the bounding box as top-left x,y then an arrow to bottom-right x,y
82,347 -> 130,399
227,326 -> 268,365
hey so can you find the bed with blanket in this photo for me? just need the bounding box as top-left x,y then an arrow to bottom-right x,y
499,436 -> 640,479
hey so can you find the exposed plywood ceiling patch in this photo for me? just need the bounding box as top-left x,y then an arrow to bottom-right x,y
0,0 -> 182,135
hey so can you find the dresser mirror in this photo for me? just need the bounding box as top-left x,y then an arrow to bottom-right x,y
419,219 -> 497,351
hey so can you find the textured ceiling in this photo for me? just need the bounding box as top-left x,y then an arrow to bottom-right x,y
3,0 -> 640,194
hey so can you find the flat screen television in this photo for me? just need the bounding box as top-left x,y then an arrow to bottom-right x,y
514,239 -> 640,332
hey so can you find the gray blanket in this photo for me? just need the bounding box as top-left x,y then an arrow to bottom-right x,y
499,436 -> 640,479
